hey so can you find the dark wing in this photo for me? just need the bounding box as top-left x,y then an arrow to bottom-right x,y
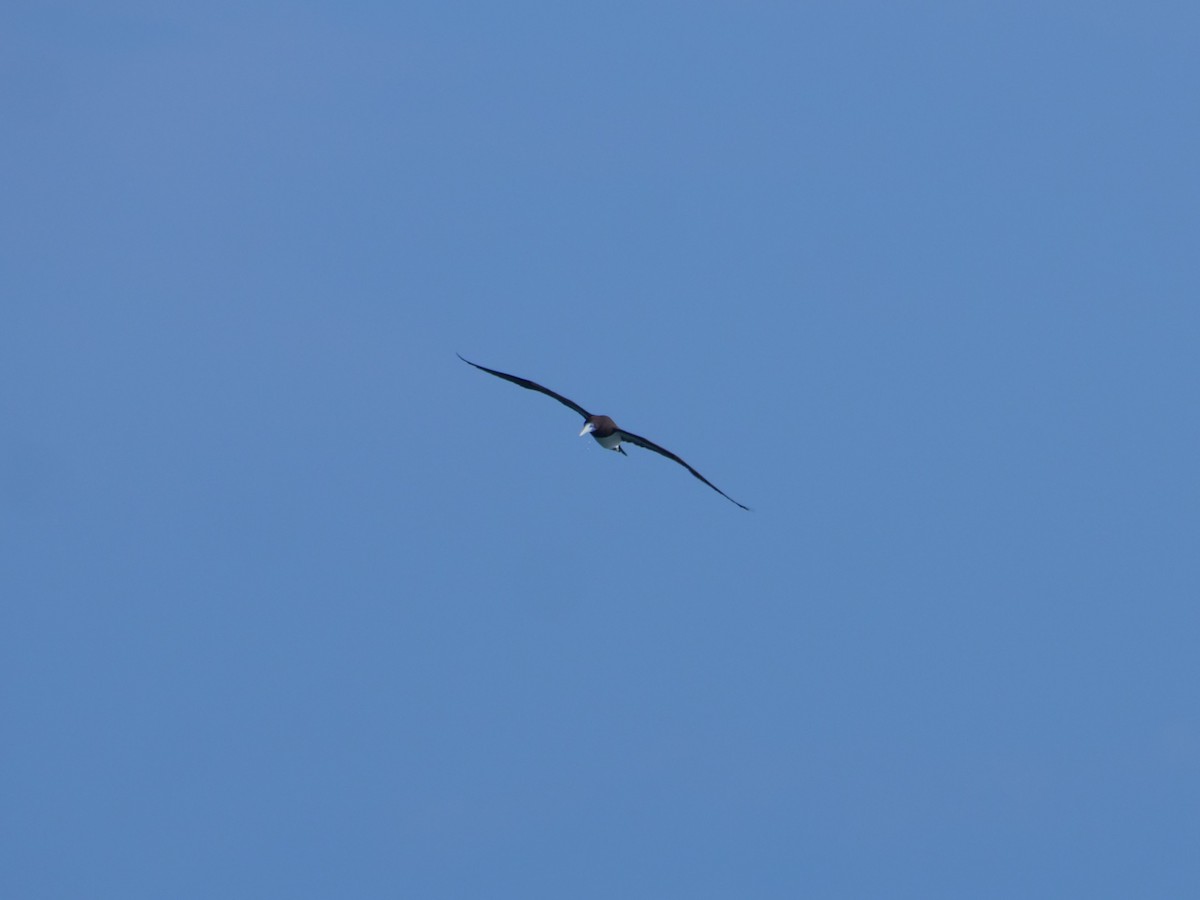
617,429 -> 750,510
457,354 -> 591,420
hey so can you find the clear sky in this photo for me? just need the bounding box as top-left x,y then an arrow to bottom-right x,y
3,3 -> 1197,897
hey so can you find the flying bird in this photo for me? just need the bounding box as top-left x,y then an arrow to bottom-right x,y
458,353 -> 749,510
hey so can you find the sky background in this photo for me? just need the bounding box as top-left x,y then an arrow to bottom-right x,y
3,2 -> 1198,897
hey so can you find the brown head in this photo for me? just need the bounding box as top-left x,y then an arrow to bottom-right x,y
579,415 -> 618,438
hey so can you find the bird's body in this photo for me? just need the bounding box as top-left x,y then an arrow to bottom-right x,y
457,354 -> 748,509
580,415 -> 625,452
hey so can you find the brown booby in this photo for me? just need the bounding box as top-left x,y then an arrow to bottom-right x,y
458,354 -> 749,510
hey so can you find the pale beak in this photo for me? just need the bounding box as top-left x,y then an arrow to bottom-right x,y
579,422 -> 595,437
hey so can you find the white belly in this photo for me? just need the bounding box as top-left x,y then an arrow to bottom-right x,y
594,431 -> 623,451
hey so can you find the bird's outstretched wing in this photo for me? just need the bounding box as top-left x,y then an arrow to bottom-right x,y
617,429 -> 750,510
457,354 -> 591,420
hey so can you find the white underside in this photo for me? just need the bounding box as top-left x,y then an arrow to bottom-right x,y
593,431 -> 623,450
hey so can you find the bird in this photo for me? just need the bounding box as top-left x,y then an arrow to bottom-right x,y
458,353 -> 749,510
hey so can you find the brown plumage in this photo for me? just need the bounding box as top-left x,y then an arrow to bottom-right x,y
458,354 -> 749,510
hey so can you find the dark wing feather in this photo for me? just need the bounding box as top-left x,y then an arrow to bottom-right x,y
457,354 -> 591,420
618,429 -> 750,510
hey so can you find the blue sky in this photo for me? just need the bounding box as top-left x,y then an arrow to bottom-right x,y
3,2 -> 1198,897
